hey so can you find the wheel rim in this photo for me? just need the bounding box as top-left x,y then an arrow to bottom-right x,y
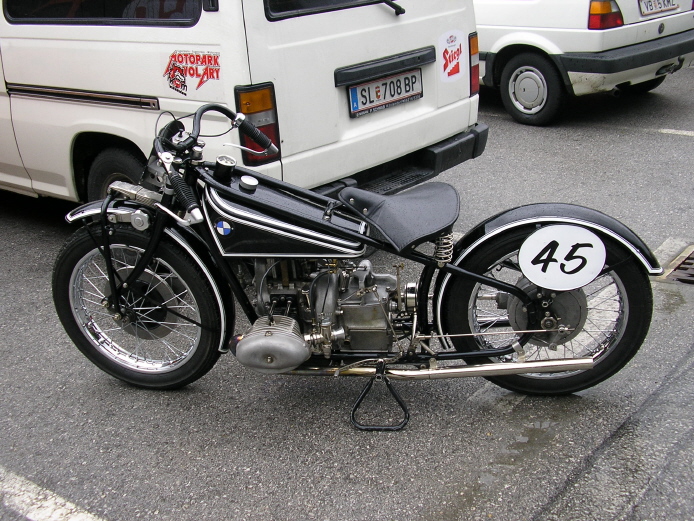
466,250 -> 629,379
508,66 -> 547,114
68,244 -> 202,374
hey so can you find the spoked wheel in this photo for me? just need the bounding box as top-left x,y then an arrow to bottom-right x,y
437,227 -> 653,395
53,225 -> 224,389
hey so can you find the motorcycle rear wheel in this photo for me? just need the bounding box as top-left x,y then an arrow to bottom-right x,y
53,225 -> 223,390
437,227 -> 653,395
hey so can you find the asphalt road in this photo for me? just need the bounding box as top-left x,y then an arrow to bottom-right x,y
1,67 -> 693,521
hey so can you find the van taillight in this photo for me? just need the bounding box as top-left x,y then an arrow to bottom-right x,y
234,83 -> 281,166
469,32 -> 480,96
588,0 -> 624,29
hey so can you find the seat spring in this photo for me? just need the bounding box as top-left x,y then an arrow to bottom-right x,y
434,233 -> 454,265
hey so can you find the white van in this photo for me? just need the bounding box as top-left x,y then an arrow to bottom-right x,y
474,0 -> 694,125
0,0 -> 486,202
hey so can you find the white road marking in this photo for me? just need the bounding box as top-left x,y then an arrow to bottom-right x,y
0,465 -> 106,521
658,128 -> 694,137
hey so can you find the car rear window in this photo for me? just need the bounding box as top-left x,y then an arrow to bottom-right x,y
265,0 -> 385,20
4,0 -> 202,25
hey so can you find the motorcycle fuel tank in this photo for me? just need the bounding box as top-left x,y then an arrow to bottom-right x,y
204,185 -> 367,257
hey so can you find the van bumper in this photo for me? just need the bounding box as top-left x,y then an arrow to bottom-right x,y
313,122 -> 488,196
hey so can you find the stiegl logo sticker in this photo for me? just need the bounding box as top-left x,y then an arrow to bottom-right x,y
439,31 -> 465,83
164,51 -> 220,96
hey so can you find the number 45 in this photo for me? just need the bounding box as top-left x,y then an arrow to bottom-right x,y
532,241 -> 594,275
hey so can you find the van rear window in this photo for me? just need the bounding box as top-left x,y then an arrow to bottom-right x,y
265,0 -> 382,20
5,0 -> 201,25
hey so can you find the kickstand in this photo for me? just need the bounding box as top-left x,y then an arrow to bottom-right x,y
350,360 -> 410,431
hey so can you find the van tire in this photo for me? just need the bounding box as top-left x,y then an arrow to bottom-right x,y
87,148 -> 145,201
500,53 -> 566,126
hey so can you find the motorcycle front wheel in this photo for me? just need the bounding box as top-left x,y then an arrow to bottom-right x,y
437,227 -> 653,395
53,225 -> 223,390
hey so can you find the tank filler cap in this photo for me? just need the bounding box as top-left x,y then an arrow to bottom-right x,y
240,175 -> 259,193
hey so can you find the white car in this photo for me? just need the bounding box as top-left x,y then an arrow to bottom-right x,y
474,0 -> 694,124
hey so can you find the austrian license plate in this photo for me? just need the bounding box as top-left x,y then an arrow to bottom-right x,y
639,0 -> 678,16
348,69 -> 423,118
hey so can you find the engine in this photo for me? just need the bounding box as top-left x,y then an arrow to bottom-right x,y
234,258 -> 414,374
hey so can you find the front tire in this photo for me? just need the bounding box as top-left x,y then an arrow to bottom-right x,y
500,53 -> 567,126
53,225 -> 223,389
437,227 -> 653,395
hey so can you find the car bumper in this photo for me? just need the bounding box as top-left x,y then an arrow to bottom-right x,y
559,29 -> 694,74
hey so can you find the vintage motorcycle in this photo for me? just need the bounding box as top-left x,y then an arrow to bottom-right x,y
52,104 -> 662,430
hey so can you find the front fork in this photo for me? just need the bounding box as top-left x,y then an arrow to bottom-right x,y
94,193 -> 171,317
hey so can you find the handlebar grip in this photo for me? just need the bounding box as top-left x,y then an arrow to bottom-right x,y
168,174 -> 200,214
237,118 -> 278,154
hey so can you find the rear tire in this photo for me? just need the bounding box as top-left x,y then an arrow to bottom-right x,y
437,227 -> 653,395
53,225 -> 223,389
87,148 -> 145,201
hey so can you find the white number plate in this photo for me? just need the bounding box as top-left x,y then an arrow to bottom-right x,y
518,225 -> 607,291
639,0 -> 678,16
348,69 -> 423,118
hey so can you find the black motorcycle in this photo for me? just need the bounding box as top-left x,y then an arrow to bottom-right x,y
52,104 -> 661,430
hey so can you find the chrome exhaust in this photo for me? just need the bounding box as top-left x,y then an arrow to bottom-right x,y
290,357 -> 594,380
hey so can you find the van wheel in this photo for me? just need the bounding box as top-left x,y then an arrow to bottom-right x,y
87,149 -> 145,201
500,53 -> 566,126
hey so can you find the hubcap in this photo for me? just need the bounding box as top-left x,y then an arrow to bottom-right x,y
509,66 -> 547,114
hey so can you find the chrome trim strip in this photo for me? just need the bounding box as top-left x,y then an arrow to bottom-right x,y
206,187 -> 366,257
164,228 -> 228,353
7,84 -> 159,110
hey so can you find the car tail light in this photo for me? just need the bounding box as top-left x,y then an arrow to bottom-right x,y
234,83 -> 281,166
588,0 -> 624,29
469,32 -> 480,96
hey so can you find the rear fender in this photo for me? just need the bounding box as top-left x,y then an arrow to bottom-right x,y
453,203 -> 662,275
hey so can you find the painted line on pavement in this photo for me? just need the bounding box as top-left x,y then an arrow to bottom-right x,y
0,465 -> 106,521
658,128 -> 694,137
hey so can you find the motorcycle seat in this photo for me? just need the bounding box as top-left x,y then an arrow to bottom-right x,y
338,182 -> 460,252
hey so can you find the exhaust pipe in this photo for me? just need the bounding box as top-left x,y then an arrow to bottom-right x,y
290,357 -> 594,380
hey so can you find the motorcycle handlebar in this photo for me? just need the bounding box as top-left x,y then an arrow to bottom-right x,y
192,103 -> 278,155
155,103 -> 278,157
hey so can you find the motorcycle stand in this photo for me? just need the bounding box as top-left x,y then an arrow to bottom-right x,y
350,360 -> 410,431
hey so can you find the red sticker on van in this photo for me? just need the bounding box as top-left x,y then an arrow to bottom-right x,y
164,51 -> 221,95
439,31 -> 465,83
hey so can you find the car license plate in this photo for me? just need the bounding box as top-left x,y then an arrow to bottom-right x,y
639,0 -> 678,16
348,69 -> 423,118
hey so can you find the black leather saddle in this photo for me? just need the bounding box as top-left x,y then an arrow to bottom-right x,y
339,182 -> 460,252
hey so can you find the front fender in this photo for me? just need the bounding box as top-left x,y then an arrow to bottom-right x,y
455,203 -> 662,275
65,200 -> 235,353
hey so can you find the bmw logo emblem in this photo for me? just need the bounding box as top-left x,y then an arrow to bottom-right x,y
215,220 -> 233,236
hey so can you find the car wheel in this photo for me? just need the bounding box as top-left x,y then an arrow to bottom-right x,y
87,148 -> 145,201
500,53 -> 567,126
